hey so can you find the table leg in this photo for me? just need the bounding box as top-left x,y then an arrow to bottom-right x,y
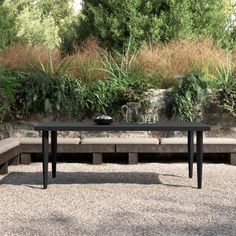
42,131 -> 49,189
51,131 -> 57,178
196,131 -> 203,189
188,131 -> 194,178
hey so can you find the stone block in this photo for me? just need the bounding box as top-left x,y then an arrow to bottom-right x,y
0,162 -> 8,175
20,154 -> 31,165
93,153 -> 102,165
230,153 -> 236,165
128,153 -> 138,164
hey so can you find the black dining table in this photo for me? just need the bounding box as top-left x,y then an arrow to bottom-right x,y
34,122 -> 210,189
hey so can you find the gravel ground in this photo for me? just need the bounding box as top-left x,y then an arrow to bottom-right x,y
0,162 -> 235,236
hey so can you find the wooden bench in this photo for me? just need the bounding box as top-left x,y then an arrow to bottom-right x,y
19,137 -> 115,165
1,136 -> 236,175
0,138 -> 20,174
81,137 -> 159,164
83,137 -> 236,165
0,138 -> 82,174
160,137 -> 236,165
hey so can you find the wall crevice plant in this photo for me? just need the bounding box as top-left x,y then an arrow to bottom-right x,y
171,71 -> 208,121
212,57 -> 236,117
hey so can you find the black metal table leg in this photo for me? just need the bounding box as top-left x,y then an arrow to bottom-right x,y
196,131 -> 203,189
42,131 -> 49,189
188,131 -> 194,178
51,131 -> 57,178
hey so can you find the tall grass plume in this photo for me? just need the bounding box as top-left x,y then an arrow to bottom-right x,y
135,38 -> 228,86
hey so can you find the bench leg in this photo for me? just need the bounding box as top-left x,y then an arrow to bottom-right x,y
128,153 -> 138,164
230,153 -> 236,165
20,154 -> 32,165
9,156 -> 20,165
0,162 -> 8,175
93,153 -> 103,165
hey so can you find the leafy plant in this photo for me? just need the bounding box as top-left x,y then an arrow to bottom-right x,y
83,79 -> 109,115
212,59 -> 236,116
0,69 -> 19,121
0,88 -> 6,122
19,55 -> 73,115
58,76 -> 84,118
30,53 -> 72,78
171,71 -> 208,121
80,44 -> 137,115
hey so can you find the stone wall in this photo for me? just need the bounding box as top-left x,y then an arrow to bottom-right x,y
144,89 -> 236,138
1,89 -> 236,140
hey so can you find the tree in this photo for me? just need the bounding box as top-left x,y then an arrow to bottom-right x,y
3,0 -> 74,48
190,0 -> 231,45
16,5 -> 61,48
0,3 -> 17,49
79,0 -> 163,50
66,0 -> 232,51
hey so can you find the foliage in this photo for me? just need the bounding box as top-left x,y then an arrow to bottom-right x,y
0,3 -> 17,49
0,43 -> 60,71
64,0 -> 231,51
3,0 -> 74,49
68,0 -> 163,50
59,14 -> 83,54
171,71 -> 208,121
61,76 -> 84,118
81,46 -> 150,116
136,38 -> 227,87
0,89 -> 5,122
0,68 -> 19,121
18,56 -> 73,115
30,54 -> 72,79
68,38 -> 107,81
8,0 -> 73,25
188,0 -> 232,46
212,59 -> 236,116
81,74 -> 150,117
16,6 -> 61,48
81,48 -> 130,115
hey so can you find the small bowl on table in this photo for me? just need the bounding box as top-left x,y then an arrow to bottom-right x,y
94,115 -> 113,125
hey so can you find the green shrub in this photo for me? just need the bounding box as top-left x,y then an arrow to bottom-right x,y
84,47 -> 150,116
213,60 -> 236,116
20,72 -> 64,115
16,55 -> 73,116
80,47 -> 150,117
0,4 -> 17,49
0,68 -> 19,121
171,71 -> 208,121
0,88 -> 6,122
61,76 -> 84,119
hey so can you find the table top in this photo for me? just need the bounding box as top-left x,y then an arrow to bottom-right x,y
34,122 -> 210,132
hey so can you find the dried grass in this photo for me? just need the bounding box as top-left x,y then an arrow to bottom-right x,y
0,43 -> 60,71
68,37 -> 107,81
135,38 -> 228,84
231,48 -> 236,72
0,38 -> 231,86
